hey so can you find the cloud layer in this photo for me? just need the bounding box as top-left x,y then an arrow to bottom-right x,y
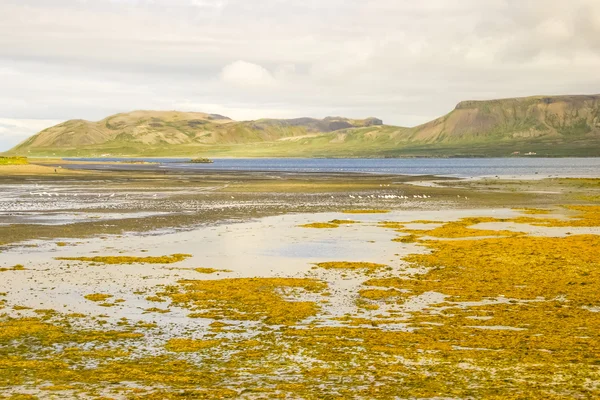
1,0 -> 599,150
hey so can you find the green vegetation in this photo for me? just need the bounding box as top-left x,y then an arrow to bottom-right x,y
6,94 -> 600,157
0,157 -> 28,165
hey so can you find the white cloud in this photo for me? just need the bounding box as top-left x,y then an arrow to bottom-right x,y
220,61 -> 277,88
0,0 -> 599,151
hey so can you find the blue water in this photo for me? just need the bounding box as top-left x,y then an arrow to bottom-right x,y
63,157 -> 600,178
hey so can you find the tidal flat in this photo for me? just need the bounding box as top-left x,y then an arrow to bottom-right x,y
1,163 -> 599,399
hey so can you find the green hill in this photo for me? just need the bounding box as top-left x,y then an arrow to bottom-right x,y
8,95 -> 600,157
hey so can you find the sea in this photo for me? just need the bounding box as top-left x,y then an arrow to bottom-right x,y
63,157 -> 600,179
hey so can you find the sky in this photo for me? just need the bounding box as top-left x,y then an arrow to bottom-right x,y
1,0 -> 600,151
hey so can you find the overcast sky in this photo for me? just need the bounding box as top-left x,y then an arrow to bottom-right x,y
1,0 -> 600,150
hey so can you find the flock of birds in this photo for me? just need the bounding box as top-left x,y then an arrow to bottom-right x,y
347,194 -> 432,199
28,192 -> 161,198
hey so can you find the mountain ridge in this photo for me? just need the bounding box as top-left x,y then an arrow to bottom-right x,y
8,94 -> 600,157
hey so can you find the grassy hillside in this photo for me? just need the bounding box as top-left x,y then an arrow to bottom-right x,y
7,95 -> 600,157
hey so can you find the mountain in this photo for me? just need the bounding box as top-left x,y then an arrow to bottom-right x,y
7,95 -> 600,157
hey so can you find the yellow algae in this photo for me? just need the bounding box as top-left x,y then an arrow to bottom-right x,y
407,217 -> 520,238
145,295 -> 166,302
392,234 -> 419,243
300,222 -> 340,228
510,205 -> 600,227
314,261 -> 387,272
0,264 -> 26,272
1,208 -> 600,398
556,177 -> 600,187
209,321 -> 229,330
359,288 -> 407,301
0,317 -> 143,347
161,277 -> 327,325
513,207 -> 553,215
194,267 -> 232,274
84,294 -> 113,302
143,308 -> 170,314
378,221 -> 405,230
164,338 -> 222,352
55,253 -> 191,264
126,389 -> 238,399
372,234 -> 600,306
300,219 -> 358,228
342,209 -> 390,214
578,194 -> 600,202
41,385 -> 76,391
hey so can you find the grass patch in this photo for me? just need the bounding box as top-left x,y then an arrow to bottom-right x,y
0,156 -> 28,165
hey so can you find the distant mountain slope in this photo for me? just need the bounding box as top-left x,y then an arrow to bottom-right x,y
8,95 -> 600,157
12,111 -> 383,153
412,95 -> 600,142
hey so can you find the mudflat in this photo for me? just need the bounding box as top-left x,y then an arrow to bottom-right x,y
1,162 -> 599,399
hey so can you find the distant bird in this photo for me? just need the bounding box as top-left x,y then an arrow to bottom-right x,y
110,193 -> 115,197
